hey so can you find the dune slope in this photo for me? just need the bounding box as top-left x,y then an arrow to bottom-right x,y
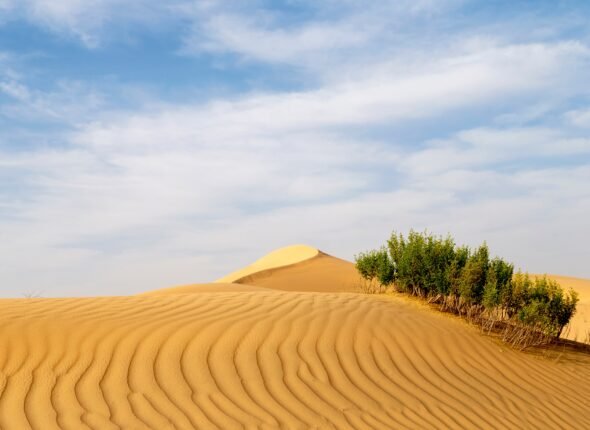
0,292 -> 589,430
216,245 -> 319,283
234,251 -> 359,293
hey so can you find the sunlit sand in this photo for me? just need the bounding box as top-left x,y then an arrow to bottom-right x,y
0,246 -> 588,429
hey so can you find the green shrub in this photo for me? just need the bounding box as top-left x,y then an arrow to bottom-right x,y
354,247 -> 394,293
507,271 -> 532,318
483,258 -> 514,311
516,276 -> 579,338
423,234 -> 456,296
459,243 -> 489,305
390,230 -> 427,295
358,229 -> 579,346
447,245 -> 469,297
387,230 -> 455,297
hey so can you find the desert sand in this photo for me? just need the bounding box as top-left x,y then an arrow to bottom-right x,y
0,246 -> 589,429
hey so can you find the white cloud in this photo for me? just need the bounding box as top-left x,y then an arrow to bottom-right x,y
404,126 -> 590,176
1,37 -> 590,296
73,41 -> 590,147
183,13 -> 373,65
565,108 -> 590,128
0,0 -> 186,47
177,0 -> 470,76
0,78 -> 107,124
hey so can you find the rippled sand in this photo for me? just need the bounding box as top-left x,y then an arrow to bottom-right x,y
0,246 -> 588,429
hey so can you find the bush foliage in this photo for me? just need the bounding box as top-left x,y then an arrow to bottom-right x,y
355,230 -> 579,347
355,248 -> 394,293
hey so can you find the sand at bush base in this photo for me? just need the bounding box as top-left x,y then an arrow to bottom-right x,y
0,246 -> 589,429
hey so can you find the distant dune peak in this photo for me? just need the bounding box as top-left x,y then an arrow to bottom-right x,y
216,244 -> 320,283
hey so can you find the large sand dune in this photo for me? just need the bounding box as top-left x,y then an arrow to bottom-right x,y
0,246 -> 589,429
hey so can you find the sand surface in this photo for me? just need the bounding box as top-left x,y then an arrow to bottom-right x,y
0,246 -> 589,429
142,282 -> 269,295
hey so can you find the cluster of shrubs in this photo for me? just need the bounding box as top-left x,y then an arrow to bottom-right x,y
355,230 -> 578,348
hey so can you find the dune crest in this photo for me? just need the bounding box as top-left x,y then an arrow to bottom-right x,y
234,252 -> 360,293
215,244 -> 319,283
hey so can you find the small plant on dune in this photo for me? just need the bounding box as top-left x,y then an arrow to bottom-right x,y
354,247 -> 395,293
459,243 -> 489,307
358,230 -> 579,349
387,230 -> 455,297
499,276 -> 578,348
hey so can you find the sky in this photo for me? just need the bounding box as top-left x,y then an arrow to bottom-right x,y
0,0 -> 589,297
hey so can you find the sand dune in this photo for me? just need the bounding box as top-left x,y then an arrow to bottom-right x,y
216,245 -> 319,283
233,251 -> 360,293
1,246 -> 590,429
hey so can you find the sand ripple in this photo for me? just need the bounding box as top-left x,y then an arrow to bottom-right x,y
0,291 -> 588,429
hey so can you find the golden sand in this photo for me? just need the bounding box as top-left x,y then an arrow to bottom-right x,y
0,247 -> 589,429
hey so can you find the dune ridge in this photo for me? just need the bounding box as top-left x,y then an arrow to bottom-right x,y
234,252 -> 360,293
0,292 -> 589,429
215,245 -> 319,283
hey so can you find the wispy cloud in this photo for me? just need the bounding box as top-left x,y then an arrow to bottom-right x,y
0,0 -> 186,47
0,79 -> 106,122
178,0 -> 467,77
182,13 -> 374,66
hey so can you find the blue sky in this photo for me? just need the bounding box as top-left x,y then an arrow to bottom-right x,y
1,0 -> 589,297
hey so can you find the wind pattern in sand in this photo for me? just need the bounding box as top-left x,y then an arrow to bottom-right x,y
1,247 -> 590,429
1,288 -> 589,430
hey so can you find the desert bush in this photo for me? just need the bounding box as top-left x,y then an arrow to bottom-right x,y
507,272 -> 533,318
459,243 -> 489,305
358,229 -> 579,347
447,246 -> 470,289
483,258 -> 514,316
516,276 -> 578,338
388,230 -> 425,295
387,230 -> 455,297
354,248 -> 394,293
423,234 -> 455,296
